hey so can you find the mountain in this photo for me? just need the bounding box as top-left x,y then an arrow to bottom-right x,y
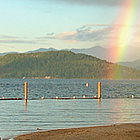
0,51 -> 140,79
117,59 -> 140,70
0,52 -> 18,56
0,48 -> 56,56
70,46 -> 140,62
26,48 -> 57,53
70,46 -> 108,61
23,46 -> 140,62
1,46 -> 140,62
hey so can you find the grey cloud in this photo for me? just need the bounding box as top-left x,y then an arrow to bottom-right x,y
47,32 -> 54,36
36,36 -> 56,40
0,35 -> 37,44
0,35 -> 19,39
36,24 -> 121,43
82,24 -> 134,28
56,26 -> 112,42
48,0 -> 129,7
0,40 -> 36,44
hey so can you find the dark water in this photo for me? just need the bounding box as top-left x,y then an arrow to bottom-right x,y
0,79 -> 140,139
0,79 -> 140,99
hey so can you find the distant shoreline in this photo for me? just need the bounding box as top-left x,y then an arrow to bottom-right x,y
13,123 -> 140,140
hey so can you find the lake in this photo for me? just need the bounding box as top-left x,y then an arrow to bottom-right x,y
0,79 -> 140,139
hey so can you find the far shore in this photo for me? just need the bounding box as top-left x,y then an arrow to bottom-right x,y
12,123 -> 140,140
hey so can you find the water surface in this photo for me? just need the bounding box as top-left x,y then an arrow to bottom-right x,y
0,79 -> 140,139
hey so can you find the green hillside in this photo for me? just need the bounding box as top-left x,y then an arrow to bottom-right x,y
0,51 -> 140,79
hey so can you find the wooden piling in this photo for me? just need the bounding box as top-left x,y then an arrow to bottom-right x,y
24,82 -> 28,101
98,82 -> 101,99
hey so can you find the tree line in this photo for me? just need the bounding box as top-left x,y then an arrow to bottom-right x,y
0,51 -> 140,79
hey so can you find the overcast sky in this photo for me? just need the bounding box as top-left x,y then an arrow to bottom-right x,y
0,0 -> 140,53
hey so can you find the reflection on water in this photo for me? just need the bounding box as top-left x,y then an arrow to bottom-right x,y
24,100 -> 27,111
98,99 -> 101,109
0,99 -> 140,139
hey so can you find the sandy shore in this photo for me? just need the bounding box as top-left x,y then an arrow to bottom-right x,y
13,123 -> 140,140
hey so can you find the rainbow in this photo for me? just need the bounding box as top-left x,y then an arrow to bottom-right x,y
108,0 -> 138,62
107,0 -> 139,79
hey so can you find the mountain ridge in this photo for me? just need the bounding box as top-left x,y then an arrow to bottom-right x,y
117,59 -> 140,70
1,46 -> 140,70
1,46 -> 140,62
0,50 -> 140,79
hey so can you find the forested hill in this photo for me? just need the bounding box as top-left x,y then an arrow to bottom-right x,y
0,51 -> 140,79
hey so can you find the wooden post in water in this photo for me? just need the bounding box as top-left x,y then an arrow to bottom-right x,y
24,82 -> 28,103
98,82 -> 101,99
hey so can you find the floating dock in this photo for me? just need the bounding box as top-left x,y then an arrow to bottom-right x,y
49,97 -> 99,100
0,98 -> 22,100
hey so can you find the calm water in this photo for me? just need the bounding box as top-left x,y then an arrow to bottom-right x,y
0,79 -> 140,139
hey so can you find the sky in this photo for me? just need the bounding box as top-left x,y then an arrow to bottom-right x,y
0,0 -> 140,53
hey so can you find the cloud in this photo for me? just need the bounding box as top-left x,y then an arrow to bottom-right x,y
0,35 -> 37,44
0,35 -> 44,44
56,31 -> 77,41
36,36 -> 56,40
47,32 -> 54,36
82,24 -> 139,28
48,0 -> 132,7
37,23 -> 140,44
0,40 -> 36,44
0,35 -> 19,39
42,25 -> 112,43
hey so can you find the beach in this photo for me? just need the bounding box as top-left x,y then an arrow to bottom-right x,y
14,123 -> 140,140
